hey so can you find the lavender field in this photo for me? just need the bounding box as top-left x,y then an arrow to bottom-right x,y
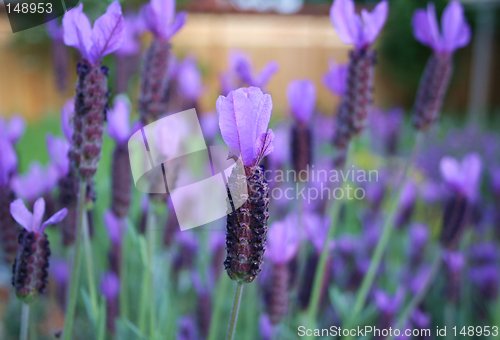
1,0 -> 500,339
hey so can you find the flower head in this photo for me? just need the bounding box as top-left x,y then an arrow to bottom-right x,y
287,80 -> 316,123
330,0 -> 388,49
440,153 -> 482,201
141,0 -> 187,41
0,137 -> 17,186
107,95 -> 132,144
217,87 -> 274,166
63,2 -> 125,64
266,215 -> 300,264
412,1 -> 471,54
117,13 -> 144,56
323,60 -> 348,96
10,197 -> 67,234
12,163 -> 58,201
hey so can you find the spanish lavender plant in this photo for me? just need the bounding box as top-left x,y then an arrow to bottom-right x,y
217,86 -> 274,339
412,1 -> 471,130
288,80 -> 315,178
330,0 -> 388,160
139,0 -> 186,124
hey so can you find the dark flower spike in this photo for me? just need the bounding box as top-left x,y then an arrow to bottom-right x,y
217,87 -> 274,283
411,1 -> 471,130
10,198 -> 67,302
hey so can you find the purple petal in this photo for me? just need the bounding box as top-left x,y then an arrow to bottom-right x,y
287,80 -> 316,123
46,20 -> 63,40
0,138 -> 17,185
117,14 -> 143,56
108,95 -> 131,143
1,116 -> 25,143
63,3 -> 92,60
47,134 -> 70,177
100,272 -> 120,300
165,11 -> 187,40
441,0 -> 470,52
254,61 -> 279,88
10,199 -> 33,231
177,56 -> 204,101
412,4 -> 441,50
440,156 -> 461,186
330,0 -> 361,46
217,93 -> 240,158
266,215 -> 300,264
32,198 -> 46,233
12,163 -> 51,201
61,99 -> 74,142
41,208 -> 68,233
255,130 -> 274,163
104,210 -> 123,244
89,1 -> 124,64
462,153 -> 482,201
360,0 -> 388,46
323,60 -> 348,96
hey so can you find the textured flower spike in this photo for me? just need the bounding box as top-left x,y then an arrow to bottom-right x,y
330,0 -> 388,163
63,2 -> 123,181
10,198 -> 67,301
0,116 -> 25,144
0,137 -> 18,264
288,80 -> 315,176
217,86 -> 274,283
323,60 -> 348,97
439,153 -> 482,249
139,0 -> 186,123
264,216 -> 300,325
108,96 -> 133,218
411,1 -> 470,130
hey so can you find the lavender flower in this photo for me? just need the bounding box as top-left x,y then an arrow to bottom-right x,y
288,80 -> 315,176
368,107 -> 403,155
0,116 -> 25,144
63,2 -> 124,180
47,134 -> 71,180
221,51 -> 278,94
115,14 -> 144,93
323,60 -> 348,97
330,0 -> 388,161
10,198 -> 67,301
176,56 -> 204,103
100,272 -> 120,333
217,86 -> 274,283
264,216 -> 300,324
108,95 -> 133,218
139,0 -> 186,124
412,1 -> 471,130
0,137 -> 18,264
442,250 -> 465,303
104,210 -> 125,274
12,162 -> 59,202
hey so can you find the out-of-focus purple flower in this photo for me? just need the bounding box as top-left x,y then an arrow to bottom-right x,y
10,197 -> 67,234
442,250 -> 465,274
440,153 -> 482,202
323,60 -> 348,96
259,314 -> 274,340
304,213 -> 331,253
107,95 -> 131,144
46,20 -> 63,41
116,14 -> 144,56
61,99 -> 74,142
267,124 -> 289,169
200,112 -> 219,142
374,288 -> 404,316
217,87 -> 274,166
100,272 -> 120,300
104,210 -> 124,245
395,180 -> 417,228
0,116 -> 25,144
468,243 -> 499,299
368,107 -> 403,155
63,2 -> 125,65
330,0 -> 388,49
490,168 -> 500,195
412,1 -> 470,54
141,0 -> 187,41
176,56 -> 204,101
47,134 -> 70,178
0,137 -> 17,186
287,80 -> 316,123
266,215 -> 300,264
50,259 -> 70,286
12,163 -> 59,202
408,223 -> 429,266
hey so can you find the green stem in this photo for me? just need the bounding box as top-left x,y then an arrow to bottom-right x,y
138,204 -> 155,336
20,303 -> 30,340
346,132 -> 423,329
226,282 -> 244,340
63,182 -> 87,340
82,206 -> 98,317
119,220 -> 131,320
208,275 -> 230,340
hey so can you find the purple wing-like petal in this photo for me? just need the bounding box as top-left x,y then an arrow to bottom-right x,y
177,57 -> 203,101
254,61 -> 279,88
41,208 -> 68,233
330,0 -> 360,46
108,95 -> 131,144
440,156 -> 461,185
165,11 -> 187,40
32,198 -> 46,233
441,0 -> 470,52
360,0 -> 388,46
104,210 -> 122,244
63,3 -> 92,60
255,129 -> 275,162
217,93 -> 240,158
100,272 -> 120,300
287,80 -> 316,123
10,199 -> 33,231
0,138 -> 17,185
412,4 -> 440,50
232,88 -> 259,165
90,1 -> 124,64
267,215 -> 300,264
323,60 -> 348,96
2,116 -> 25,143
47,134 -> 70,177
462,153 -> 482,201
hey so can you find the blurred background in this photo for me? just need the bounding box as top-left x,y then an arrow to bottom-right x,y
1,0 -> 499,122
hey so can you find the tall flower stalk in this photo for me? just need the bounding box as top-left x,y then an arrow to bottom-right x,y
306,0 -> 388,326
61,2 -> 124,338
216,86 -> 274,339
